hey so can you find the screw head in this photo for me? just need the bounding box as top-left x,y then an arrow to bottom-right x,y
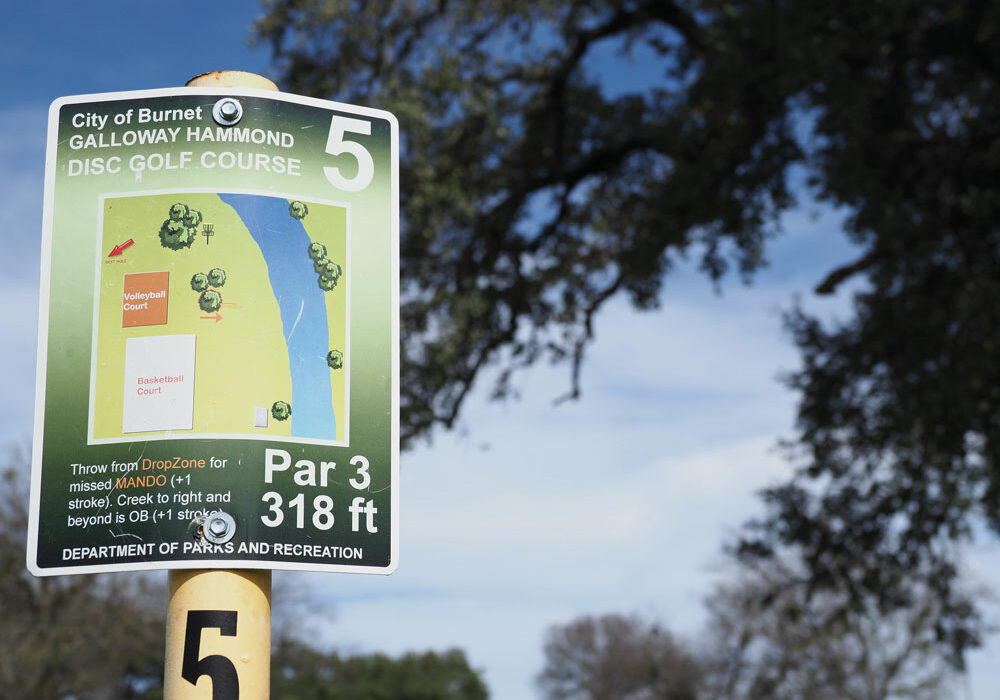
212,97 -> 243,126
202,510 -> 236,544
219,99 -> 239,119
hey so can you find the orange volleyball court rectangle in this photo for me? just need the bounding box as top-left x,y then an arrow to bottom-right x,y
122,271 -> 169,327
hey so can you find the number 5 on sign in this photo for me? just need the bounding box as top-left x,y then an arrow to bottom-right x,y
324,115 -> 374,192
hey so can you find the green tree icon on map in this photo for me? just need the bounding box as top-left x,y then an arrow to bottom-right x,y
326,349 -> 344,370
271,401 -> 291,421
159,203 -> 202,250
198,289 -> 222,313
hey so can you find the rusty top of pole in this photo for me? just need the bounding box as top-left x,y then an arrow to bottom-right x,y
186,70 -> 279,91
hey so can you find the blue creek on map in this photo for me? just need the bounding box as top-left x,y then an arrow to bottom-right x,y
219,193 -> 337,440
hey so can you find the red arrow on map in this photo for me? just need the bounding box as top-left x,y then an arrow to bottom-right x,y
108,239 -> 134,257
200,312 -> 223,323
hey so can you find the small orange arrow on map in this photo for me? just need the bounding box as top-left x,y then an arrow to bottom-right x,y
108,238 -> 134,256
200,312 -> 223,323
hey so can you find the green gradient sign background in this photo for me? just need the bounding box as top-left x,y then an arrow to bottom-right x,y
29,88 -> 398,575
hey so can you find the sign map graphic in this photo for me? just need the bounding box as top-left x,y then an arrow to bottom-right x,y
92,192 -> 349,445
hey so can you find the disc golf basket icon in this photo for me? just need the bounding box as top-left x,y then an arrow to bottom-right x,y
202,223 -> 215,245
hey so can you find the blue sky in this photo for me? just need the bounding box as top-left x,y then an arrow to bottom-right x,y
3,3 -> 998,699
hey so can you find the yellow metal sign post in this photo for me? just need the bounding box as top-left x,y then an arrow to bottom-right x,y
164,569 -> 272,699
161,72 -> 278,700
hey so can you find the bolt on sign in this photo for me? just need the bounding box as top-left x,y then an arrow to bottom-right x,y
28,87 -> 399,576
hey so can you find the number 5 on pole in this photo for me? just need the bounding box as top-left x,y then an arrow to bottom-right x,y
324,115 -> 375,192
182,611 -> 239,700
164,570 -> 270,700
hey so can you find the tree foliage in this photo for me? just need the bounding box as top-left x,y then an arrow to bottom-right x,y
0,445 -> 165,699
255,0 -> 1000,661
254,0 -> 799,446
271,637 -> 489,700
733,0 -> 1000,666
536,613 -> 700,700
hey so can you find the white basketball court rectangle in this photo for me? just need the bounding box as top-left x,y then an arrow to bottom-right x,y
122,335 -> 196,433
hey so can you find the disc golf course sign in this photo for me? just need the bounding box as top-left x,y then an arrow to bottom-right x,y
28,86 -> 399,576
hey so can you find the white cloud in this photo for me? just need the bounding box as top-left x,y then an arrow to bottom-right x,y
280,268 -> 805,699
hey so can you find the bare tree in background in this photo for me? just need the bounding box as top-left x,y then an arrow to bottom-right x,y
538,576 -> 965,700
536,613 -> 700,700
699,556 -> 965,700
